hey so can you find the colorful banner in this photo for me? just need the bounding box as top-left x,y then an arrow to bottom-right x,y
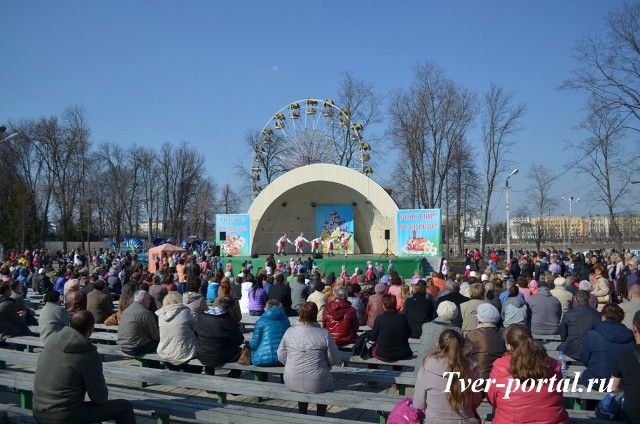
216,214 -> 251,256
315,205 -> 354,254
397,209 -> 441,257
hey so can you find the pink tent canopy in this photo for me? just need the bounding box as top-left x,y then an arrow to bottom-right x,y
147,243 -> 186,273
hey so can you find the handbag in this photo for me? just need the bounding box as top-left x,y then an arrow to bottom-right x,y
352,331 -> 372,360
233,344 -> 252,366
387,398 -> 424,424
597,294 -> 611,304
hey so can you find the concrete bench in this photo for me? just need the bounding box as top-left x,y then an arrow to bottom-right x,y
0,404 -> 38,424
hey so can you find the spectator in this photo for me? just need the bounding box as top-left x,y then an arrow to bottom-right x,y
516,278 -> 531,300
277,302 -> 340,416
402,281 -> 434,339
387,273 -> 403,309
248,278 -> 268,316
592,263 -> 611,312
148,275 -> 167,310
10,280 -> 38,326
33,311 -> 135,424
413,330 -> 482,423
527,281 -> 561,335
64,287 -> 87,317
38,290 -> 70,343
306,281 -> 328,321
182,280 -> 208,318
250,299 -> 290,366
346,283 -> 366,326
435,281 -> 469,328
268,273 -> 296,316
550,277 -> 573,318
322,288 -> 359,346
464,303 -> 506,379
484,281 -> 502,312
499,279 -> 523,303
239,274 -> 253,314
369,294 -> 412,361
156,292 -> 199,372
86,279 -> 113,324
417,300 -> 461,368
365,283 -> 386,328
117,290 -> 160,356
426,277 -> 440,299
195,296 -> 244,376
460,283 -> 487,334
572,280 -> 598,310
291,274 -> 310,313
206,276 -> 221,304
620,284 -> 640,329
104,283 -> 136,326
213,279 -> 242,322
579,303 -> 635,385
501,285 -> 530,328
558,290 -> 601,360
488,324 -> 569,424
611,310 -> 640,423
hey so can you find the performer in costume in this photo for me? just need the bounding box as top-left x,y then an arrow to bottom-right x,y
340,266 -> 348,280
293,232 -> 309,256
310,236 -> 323,254
276,233 -> 292,256
325,237 -> 337,256
341,233 -> 351,258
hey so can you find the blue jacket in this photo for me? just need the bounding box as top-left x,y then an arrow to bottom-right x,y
579,320 -> 635,385
249,306 -> 290,366
206,282 -> 220,303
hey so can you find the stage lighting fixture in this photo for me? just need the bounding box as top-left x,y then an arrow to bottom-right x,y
311,202 -> 317,207
282,202 -> 287,207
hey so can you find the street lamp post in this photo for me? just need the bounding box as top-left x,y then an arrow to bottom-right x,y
562,196 -> 580,249
506,169 -> 519,263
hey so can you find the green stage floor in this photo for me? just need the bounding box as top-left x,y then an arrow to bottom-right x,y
223,255 -> 433,279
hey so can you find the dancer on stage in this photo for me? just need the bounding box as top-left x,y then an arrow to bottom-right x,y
293,232 -> 309,256
276,232 -> 292,256
341,233 -> 351,258
325,237 -> 337,257
309,236 -> 323,254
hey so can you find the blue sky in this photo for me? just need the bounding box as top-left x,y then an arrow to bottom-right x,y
1,1 -> 627,220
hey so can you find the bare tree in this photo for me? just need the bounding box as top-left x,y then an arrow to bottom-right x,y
451,138 -> 481,256
129,146 -> 160,242
218,184 -> 241,214
335,71 -> 383,167
188,178 -> 218,240
563,2 -> 640,131
480,84 -> 526,256
388,61 -> 477,209
526,165 -> 559,250
574,97 -> 640,250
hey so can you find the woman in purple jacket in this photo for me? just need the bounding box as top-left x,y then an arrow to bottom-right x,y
248,279 -> 267,316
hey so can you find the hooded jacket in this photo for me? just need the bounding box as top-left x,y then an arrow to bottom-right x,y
33,326 -> 107,418
579,320 -> 635,385
413,356 -> 482,422
322,299 -> 359,345
195,308 -> 244,367
182,291 -> 208,317
277,322 -> 341,393
38,301 -> 70,343
488,354 -> 569,424
501,296 -> 530,327
239,281 -> 252,314
206,281 -> 220,303
155,303 -> 198,365
527,286 -> 562,335
558,304 -> 601,360
249,306 -> 290,366
247,286 -> 267,312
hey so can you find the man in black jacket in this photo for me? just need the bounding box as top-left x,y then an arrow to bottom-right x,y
268,273 -> 296,316
435,281 -> 469,328
558,290 -> 601,360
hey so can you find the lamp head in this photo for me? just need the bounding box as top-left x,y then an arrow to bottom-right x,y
509,169 -> 519,178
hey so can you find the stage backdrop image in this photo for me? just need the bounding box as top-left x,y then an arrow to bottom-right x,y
397,209 -> 441,257
216,214 -> 251,256
315,205 -> 354,253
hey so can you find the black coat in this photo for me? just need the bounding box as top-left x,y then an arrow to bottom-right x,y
195,312 -> 244,368
369,311 -> 412,361
402,295 -> 434,339
267,284 -> 295,316
558,304 -> 601,360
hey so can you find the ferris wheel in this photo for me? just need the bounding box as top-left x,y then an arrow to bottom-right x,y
251,98 -> 372,196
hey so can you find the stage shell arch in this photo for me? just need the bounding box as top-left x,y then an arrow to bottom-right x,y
247,163 -> 398,255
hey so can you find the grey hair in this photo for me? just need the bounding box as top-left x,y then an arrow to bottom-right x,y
133,290 -> 150,304
484,282 -> 495,292
334,288 -> 348,300
445,281 -> 460,292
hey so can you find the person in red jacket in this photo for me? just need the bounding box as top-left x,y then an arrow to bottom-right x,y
488,324 -> 569,424
322,288 -> 359,346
